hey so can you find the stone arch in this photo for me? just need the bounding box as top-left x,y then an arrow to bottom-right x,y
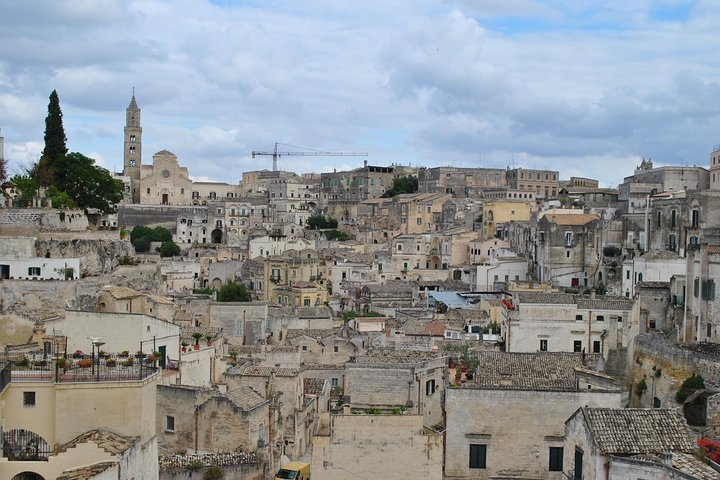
212,277 -> 222,289
427,255 -> 441,270
211,229 -> 223,244
453,269 -> 462,280
12,473 -> 47,480
3,429 -> 51,461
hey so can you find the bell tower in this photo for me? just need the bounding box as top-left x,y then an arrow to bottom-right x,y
124,90 -> 142,203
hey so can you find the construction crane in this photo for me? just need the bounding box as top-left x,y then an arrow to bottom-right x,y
251,142 -> 368,171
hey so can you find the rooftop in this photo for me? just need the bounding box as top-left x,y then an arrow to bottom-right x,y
580,408 -> 694,454
468,351 -> 602,391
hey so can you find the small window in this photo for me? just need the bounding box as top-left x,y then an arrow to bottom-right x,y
166,415 -> 175,432
23,391 -> 36,407
549,447 -> 563,472
302,345 -> 308,352
573,340 -> 582,352
334,345 -> 339,353
28,267 -> 41,276
540,339 -> 548,351
596,315 -> 604,322
469,444 -> 487,469
426,379 -> 436,396
593,340 -> 601,353
575,314 -> 583,321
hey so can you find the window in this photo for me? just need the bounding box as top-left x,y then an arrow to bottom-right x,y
626,270 -> 630,280
23,391 -> 36,407
28,267 -> 41,276
671,210 -> 677,229
575,314 -> 583,321
235,319 -> 243,337
417,218 -> 422,225
695,277 -> 700,298
574,447 -> 583,480
424,379 -> 436,396
656,210 -> 662,228
304,299 -> 311,306
146,188 -> 150,194
593,340 -> 601,353
617,316 -> 623,323
573,340 -> 582,352
692,209 -> 700,228
549,447 -> 563,472
469,444 -> 487,469
397,244 -> 402,251
302,345 -> 308,352
166,415 -> 175,432
540,339 -> 548,351
334,345 -> 339,353
130,134 -> 136,142
596,315 -> 604,322
707,323 -> 712,338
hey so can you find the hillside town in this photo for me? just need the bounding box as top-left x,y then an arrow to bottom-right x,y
2,93 -> 720,480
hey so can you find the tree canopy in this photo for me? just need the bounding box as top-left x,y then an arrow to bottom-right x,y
216,281 -> 250,302
35,90 -> 68,186
53,152 -> 123,212
157,240 -> 181,258
306,214 -> 338,229
131,225 -> 173,253
381,175 -> 418,197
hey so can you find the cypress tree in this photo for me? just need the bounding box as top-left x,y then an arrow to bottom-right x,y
36,90 -> 67,185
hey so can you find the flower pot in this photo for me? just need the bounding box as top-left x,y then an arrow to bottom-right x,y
193,345 -> 200,351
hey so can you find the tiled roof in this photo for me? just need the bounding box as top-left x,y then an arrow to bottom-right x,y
59,430 -> 135,455
544,213 -> 600,226
643,249 -> 684,260
57,461 -> 117,480
223,386 -> 267,411
101,285 -> 143,299
286,328 -> 336,340
296,306 -> 333,318
515,292 -> 633,310
708,245 -> 720,254
470,352 -> 600,391
304,377 -> 326,395
516,292 -> 577,304
637,281 -> 670,289
237,365 -> 301,377
402,319 -> 446,337
583,408 -> 694,454
353,348 -> 439,364
671,452 -> 720,479
576,296 -> 634,311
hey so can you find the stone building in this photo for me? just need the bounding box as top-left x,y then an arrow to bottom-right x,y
385,192 -> 454,234
344,349 -> 445,427
311,412 -> 443,480
506,167 -> 560,199
0,359 -> 159,479
504,291 -> 634,364
563,407 -> 707,480
123,93 -> 143,203
417,166 -> 506,198
444,352 -> 622,480
535,213 -> 602,288
138,150 -> 193,205
481,198 -> 533,240
621,250 -> 686,299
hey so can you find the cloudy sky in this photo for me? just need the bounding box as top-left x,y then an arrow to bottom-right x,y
1,0 -> 719,187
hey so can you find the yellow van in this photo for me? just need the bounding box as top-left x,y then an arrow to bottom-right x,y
274,461 -> 311,480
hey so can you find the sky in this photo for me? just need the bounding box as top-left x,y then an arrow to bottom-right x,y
1,0 -> 719,187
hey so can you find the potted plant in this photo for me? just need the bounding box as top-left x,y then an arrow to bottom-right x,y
119,350 -> 129,357
148,351 -> 160,363
181,341 -> 189,352
135,350 -> 146,359
56,357 -> 68,370
121,357 -> 134,367
106,358 -> 117,368
192,332 -> 203,350
205,335 -> 213,346
78,358 -> 93,369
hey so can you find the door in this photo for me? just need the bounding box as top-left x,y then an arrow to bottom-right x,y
162,194 -> 169,204
158,345 -> 166,368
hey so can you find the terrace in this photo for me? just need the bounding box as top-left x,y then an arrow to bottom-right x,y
8,353 -> 159,383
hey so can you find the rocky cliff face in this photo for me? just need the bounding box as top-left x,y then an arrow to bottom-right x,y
35,239 -> 134,276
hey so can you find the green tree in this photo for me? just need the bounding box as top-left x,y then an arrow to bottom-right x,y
54,152 -> 123,212
152,226 -> 173,242
381,175 -> 418,197
133,236 -> 152,253
306,214 -> 339,229
216,281 -> 250,302
130,225 -> 153,243
157,240 -> 180,257
46,185 -> 77,209
324,229 -> 351,241
35,90 -> 68,186
9,174 -> 38,207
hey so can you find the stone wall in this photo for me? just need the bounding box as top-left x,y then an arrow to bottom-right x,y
36,238 -> 134,275
630,334 -> 720,409
159,452 -> 263,480
119,204 -> 208,229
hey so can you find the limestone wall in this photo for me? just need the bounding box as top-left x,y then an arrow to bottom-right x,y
36,238 -> 134,275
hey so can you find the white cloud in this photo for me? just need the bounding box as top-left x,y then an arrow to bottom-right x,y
0,0 -> 719,187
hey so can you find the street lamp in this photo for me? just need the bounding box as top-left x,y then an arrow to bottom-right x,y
89,337 -> 105,381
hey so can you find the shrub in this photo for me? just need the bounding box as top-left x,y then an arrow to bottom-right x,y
603,245 -> 622,257
365,407 -> 381,415
204,466 -> 224,480
187,460 -> 203,471
676,374 -> 705,403
157,240 -> 180,258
